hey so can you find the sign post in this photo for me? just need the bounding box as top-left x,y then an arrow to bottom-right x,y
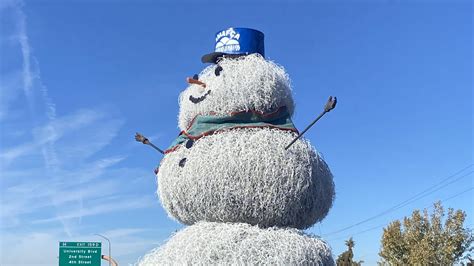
59,242 -> 101,266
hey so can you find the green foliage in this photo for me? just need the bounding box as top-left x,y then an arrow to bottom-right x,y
337,237 -> 363,266
379,201 -> 474,265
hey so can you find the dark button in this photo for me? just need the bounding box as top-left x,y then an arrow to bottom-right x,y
185,139 -> 194,149
179,158 -> 187,167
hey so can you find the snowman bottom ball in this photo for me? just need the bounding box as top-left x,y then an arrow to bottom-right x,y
138,222 -> 334,265
157,128 -> 335,229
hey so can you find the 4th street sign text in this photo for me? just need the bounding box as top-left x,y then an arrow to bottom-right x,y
59,242 -> 101,266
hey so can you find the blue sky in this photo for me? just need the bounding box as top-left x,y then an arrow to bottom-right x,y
0,0 -> 472,265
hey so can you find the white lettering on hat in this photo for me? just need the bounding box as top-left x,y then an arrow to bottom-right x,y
215,28 -> 240,42
215,29 -> 241,52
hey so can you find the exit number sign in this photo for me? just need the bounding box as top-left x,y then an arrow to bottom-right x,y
59,242 -> 101,266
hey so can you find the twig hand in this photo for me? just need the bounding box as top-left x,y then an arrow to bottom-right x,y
135,132 -> 164,154
135,133 -> 150,145
324,96 -> 337,113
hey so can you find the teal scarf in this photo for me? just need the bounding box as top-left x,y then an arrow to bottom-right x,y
165,106 -> 298,153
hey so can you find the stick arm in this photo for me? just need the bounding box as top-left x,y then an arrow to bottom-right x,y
135,133 -> 165,154
285,96 -> 337,150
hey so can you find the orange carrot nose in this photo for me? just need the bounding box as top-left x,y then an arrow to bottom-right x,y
186,77 -> 206,88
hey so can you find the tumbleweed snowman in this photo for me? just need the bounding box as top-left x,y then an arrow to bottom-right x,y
138,28 -> 336,265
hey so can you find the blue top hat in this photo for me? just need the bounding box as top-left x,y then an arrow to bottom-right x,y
201,27 -> 265,63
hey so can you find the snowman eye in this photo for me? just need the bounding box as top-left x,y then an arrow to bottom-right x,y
215,66 -> 223,76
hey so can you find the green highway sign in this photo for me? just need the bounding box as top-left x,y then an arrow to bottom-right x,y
59,242 -> 101,266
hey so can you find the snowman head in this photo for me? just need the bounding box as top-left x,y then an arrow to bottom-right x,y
178,54 -> 294,130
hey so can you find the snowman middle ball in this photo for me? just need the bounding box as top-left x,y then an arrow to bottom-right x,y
158,55 -> 335,229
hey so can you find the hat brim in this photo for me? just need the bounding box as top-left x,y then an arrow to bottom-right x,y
201,52 -> 251,64
201,52 -> 225,64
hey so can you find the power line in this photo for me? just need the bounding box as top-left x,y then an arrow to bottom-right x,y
323,164 -> 474,237
324,168 -> 473,237
441,186 -> 474,203
326,186 -> 474,242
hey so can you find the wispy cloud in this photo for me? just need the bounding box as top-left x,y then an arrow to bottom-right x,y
0,108 -> 121,165
34,196 -> 155,224
0,231 -> 61,266
0,2 -> 170,265
0,0 -> 156,244
0,71 -> 23,121
2,163 -> 125,218
0,105 -> 129,229
102,228 -> 149,239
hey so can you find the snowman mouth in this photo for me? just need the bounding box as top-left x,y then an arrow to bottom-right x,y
189,90 -> 211,104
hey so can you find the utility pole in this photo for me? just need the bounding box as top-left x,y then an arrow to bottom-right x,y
101,255 -> 118,266
95,234 -> 112,266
